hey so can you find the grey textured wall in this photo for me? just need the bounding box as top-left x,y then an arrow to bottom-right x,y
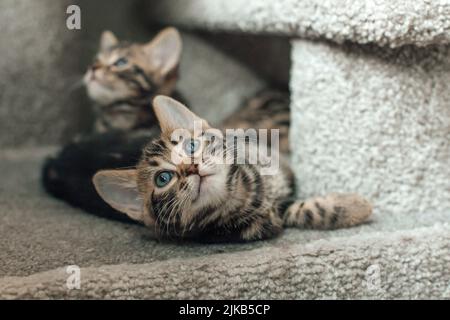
0,0 -> 84,147
290,40 -> 450,217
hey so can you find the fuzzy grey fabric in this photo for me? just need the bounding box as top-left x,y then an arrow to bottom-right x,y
1,149 -> 449,299
290,40 -> 450,218
0,0 -> 85,147
147,0 -> 450,47
1,224 -> 449,299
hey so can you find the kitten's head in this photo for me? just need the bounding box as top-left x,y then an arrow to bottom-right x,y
93,96 -> 231,237
84,28 -> 182,106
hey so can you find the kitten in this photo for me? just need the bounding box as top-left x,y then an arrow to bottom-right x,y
93,96 -> 372,242
84,27 -> 183,132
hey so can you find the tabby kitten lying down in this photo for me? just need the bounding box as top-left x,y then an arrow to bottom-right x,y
93,96 -> 372,242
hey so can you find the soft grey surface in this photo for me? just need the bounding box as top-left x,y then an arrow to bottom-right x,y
290,40 -> 450,217
147,0 -> 450,47
1,148 -> 449,298
0,0 -> 86,147
198,33 -> 292,87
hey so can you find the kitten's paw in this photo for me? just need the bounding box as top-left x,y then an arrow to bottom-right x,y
325,193 -> 373,228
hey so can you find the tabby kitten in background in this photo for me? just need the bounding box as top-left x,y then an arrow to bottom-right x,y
84,27 -> 183,132
93,96 -> 372,242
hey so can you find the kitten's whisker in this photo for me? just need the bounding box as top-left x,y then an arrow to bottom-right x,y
156,193 -> 179,233
160,196 -> 178,229
67,76 -> 85,93
179,181 -> 194,235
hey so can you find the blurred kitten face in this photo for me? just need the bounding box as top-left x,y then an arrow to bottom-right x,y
84,28 -> 182,105
84,44 -> 136,104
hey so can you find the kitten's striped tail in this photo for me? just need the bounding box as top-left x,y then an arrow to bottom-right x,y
283,193 -> 372,229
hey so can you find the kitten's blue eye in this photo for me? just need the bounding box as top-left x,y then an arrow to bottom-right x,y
155,171 -> 174,188
113,58 -> 128,67
184,139 -> 200,156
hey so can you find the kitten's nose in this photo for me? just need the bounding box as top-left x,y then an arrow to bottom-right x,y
185,164 -> 199,176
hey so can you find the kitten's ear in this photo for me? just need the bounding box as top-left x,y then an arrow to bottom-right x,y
100,30 -> 119,51
153,95 -> 208,133
144,27 -> 182,78
93,169 -> 144,222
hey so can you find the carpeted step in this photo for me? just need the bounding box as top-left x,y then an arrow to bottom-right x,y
1,147 -> 449,298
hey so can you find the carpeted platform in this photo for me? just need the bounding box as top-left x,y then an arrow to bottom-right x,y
147,0 -> 450,48
1,148 -> 449,298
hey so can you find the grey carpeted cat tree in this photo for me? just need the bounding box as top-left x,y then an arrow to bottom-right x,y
1,0 -> 449,299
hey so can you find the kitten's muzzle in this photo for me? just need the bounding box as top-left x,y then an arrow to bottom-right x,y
182,164 -> 199,176
181,164 -> 215,180
87,63 -> 103,80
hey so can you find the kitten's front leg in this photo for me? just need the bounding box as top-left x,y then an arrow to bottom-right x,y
283,193 -> 372,230
194,209 -> 283,243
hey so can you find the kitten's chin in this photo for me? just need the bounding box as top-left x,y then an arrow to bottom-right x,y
85,80 -> 116,105
84,76 -> 131,106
